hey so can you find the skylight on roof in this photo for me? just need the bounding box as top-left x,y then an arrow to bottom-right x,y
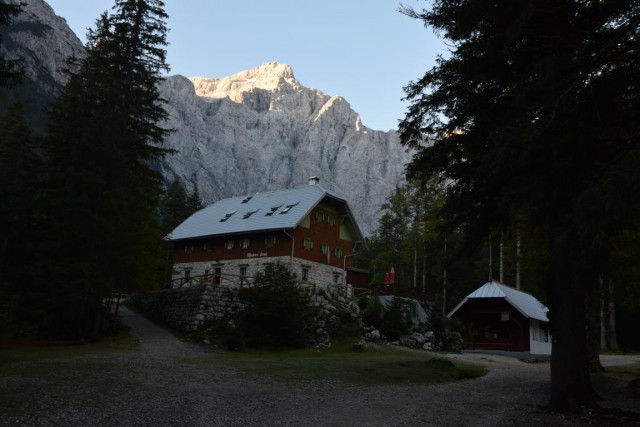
280,202 -> 299,214
241,196 -> 253,204
220,211 -> 236,222
265,205 -> 282,216
242,210 -> 258,219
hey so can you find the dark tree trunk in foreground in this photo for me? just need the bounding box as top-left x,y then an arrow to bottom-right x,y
547,226 -> 597,410
585,287 -> 604,374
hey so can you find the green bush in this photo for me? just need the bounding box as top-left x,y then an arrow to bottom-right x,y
234,263 -> 318,349
360,296 -> 412,340
360,297 -> 384,329
379,297 -> 411,340
429,313 -> 465,351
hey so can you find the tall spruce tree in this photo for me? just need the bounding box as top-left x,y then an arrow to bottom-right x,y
158,179 -> 204,236
0,103 -> 40,322
42,0 -> 171,341
400,1 -> 640,411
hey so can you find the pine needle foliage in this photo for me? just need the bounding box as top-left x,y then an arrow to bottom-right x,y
235,263 -> 318,350
399,0 -> 640,411
40,0 -> 172,341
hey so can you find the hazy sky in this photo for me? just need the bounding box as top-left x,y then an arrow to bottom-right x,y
45,0 -> 444,131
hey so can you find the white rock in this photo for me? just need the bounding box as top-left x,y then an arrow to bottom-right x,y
5,2 -> 413,234
158,62 -> 413,235
365,329 -> 381,340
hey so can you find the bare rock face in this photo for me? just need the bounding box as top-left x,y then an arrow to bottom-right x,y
2,1 -> 411,235
0,0 -> 85,130
159,62 -> 412,235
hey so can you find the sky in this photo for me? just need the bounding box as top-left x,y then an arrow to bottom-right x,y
45,0 -> 445,131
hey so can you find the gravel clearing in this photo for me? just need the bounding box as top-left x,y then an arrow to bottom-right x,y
1,306 -> 639,426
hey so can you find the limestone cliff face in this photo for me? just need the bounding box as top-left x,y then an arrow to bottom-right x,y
159,62 -> 412,235
0,0 -> 85,129
2,1 -> 411,235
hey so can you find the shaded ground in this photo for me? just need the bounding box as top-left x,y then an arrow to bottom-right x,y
1,306 -> 638,426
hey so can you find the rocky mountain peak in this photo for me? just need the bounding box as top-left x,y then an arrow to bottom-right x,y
2,2 -> 411,236
190,61 -> 301,103
160,63 -> 412,235
3,0 -> 84,86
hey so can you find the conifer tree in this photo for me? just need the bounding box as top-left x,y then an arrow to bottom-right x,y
400,0 -> 640,411
186,183 -> 203,214
0,103 -> 40,316
159,179 -> 189,235
41,0 -> 171,341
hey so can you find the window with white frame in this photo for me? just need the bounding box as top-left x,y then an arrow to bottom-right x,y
240,238 -> 251,249
224,240 -> 234,250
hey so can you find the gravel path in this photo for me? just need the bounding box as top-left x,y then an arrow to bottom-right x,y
2,307 -> 639,426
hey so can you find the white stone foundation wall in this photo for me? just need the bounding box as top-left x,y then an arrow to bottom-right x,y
172,256 -> 347,293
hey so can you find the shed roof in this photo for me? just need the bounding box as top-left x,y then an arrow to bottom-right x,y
377,296 -> 429,325
166,184 -> 366,246
447,281 -> 549,322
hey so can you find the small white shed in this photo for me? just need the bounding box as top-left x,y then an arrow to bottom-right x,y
448,281 -> 552,355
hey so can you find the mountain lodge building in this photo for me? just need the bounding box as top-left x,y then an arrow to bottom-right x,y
166,178 -> 368,292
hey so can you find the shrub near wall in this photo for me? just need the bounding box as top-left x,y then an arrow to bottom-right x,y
234,263 -> 319,349
129,264 -> 364,348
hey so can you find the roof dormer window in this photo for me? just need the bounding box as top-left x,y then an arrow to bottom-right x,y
265,205 -> 282,216
220,211 -> 236,222
241,196 -> 253,204
243,210 -> 258,219
280,202 -> 299,214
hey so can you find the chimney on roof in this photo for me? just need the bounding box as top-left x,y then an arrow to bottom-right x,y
308,176 -> 320,186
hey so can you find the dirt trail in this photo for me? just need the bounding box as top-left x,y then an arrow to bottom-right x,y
118,305 -> 201,359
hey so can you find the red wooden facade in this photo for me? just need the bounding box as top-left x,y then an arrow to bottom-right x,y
171,203 -> 359,271
452,298 -> 531,352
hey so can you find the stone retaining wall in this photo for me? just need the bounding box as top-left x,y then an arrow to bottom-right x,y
130,283 -> 247,331
129,280 -> 365,341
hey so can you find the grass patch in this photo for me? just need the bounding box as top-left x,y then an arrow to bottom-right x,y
599,349 -> 634,355
606,361 -> 640,376
0,325 -> 140,418
201,342 -> 486,385
0,324 -> 138,366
